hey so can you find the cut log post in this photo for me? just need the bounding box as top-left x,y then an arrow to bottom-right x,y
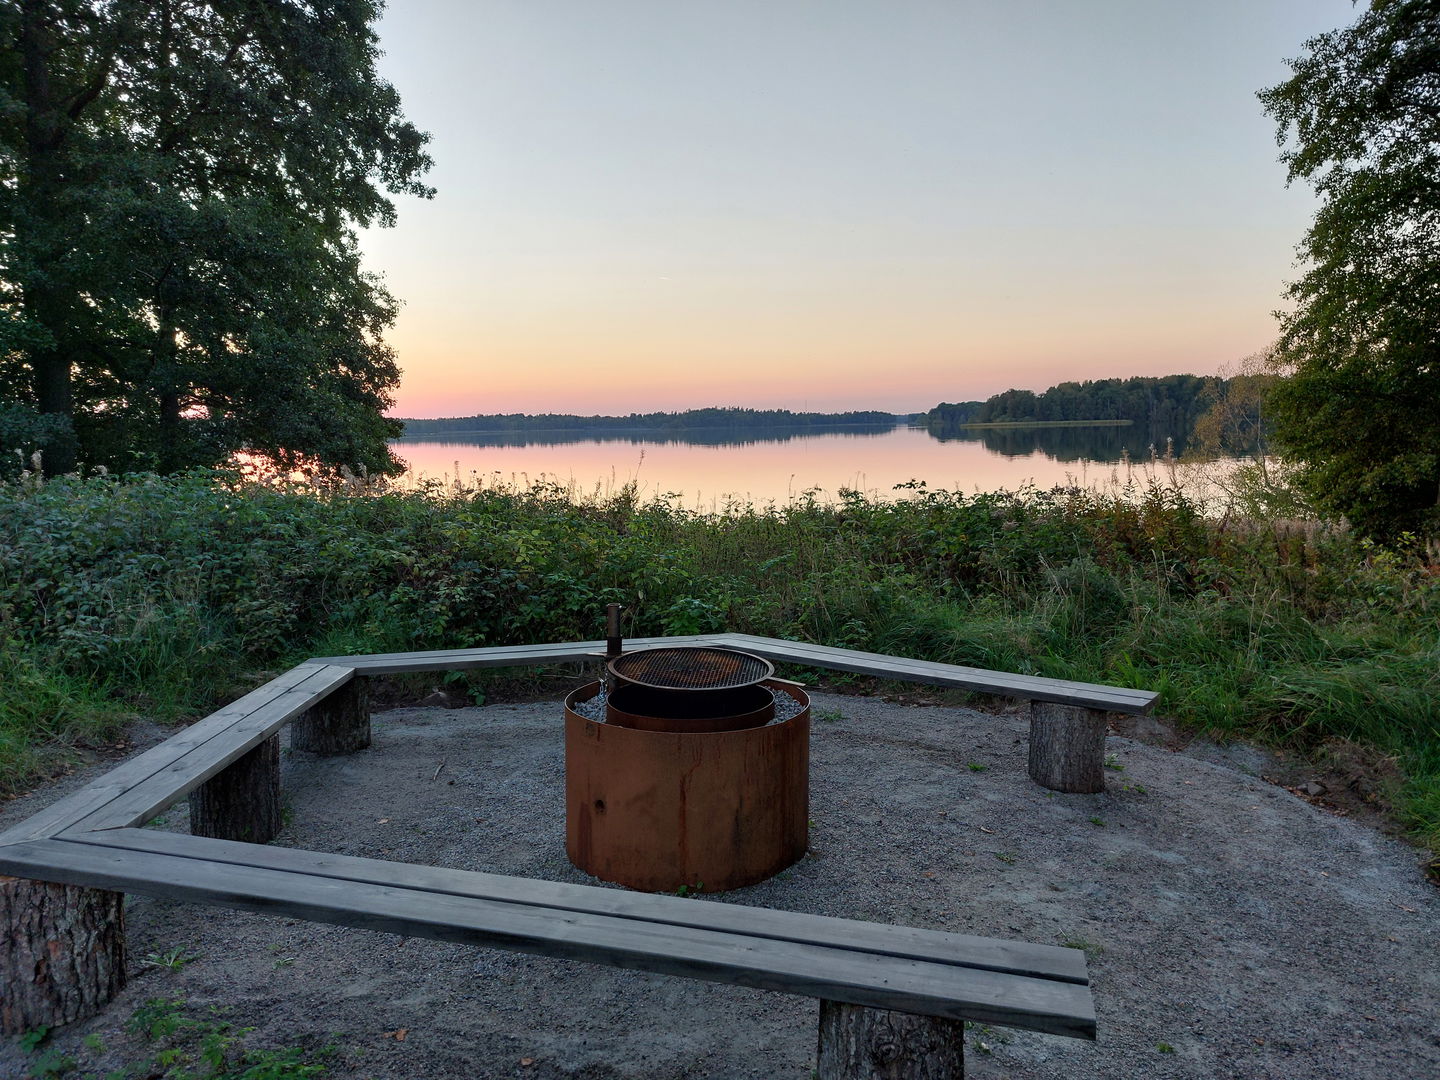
189,733 -> 282,843
817,1000 -> 965,1079
1027,702 -> 1108,793
1,876 -> 126,1034
290,678 -> 369,754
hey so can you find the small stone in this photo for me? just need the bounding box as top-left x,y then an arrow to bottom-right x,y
1303,781 -> 1327,797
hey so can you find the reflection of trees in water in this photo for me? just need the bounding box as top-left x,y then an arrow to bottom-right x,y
395,420 -> 1257,462
394,423 -> 897,450
924,422 -> 1195,462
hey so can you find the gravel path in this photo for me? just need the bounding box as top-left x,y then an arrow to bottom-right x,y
3,691 -> 1438,1079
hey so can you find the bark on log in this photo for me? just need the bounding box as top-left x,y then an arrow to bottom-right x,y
1,876 -> 126,1034
189,733 -> 282,842
817,1000 -> 965,1079
291,678 -> 370,754
1027,702 -> 1108,793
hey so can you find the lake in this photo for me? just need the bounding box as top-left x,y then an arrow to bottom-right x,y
391,422 -> 1226,507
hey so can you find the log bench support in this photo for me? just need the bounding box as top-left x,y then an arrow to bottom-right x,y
189,734 -> 282,843
1027,702 -> 1108,794
0,876 -> 126,1035
819,1000 -> 967,1078
291,678 -> 370,755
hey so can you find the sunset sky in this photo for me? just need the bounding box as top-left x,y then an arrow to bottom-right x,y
362,0 -> 1356,419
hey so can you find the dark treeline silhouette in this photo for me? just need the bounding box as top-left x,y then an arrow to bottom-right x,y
922,375 -> 1247,454
398,407 -> 900,438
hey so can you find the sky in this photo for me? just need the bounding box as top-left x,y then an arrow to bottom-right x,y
361,0 -> 1359,419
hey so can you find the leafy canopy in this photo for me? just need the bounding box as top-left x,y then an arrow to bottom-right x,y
1259,0 -> 1440,542
0,0 -> 432,475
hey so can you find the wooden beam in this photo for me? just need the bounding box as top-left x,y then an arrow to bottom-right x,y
0,838 -> 1095,1039
0,664 -> 347,846
307,635 -> 722,675
714,634 -> 1157,714
65,828 -> 1089,985
58,665 -> 353,835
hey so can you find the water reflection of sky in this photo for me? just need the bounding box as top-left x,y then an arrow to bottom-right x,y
392,426 -> 1206,508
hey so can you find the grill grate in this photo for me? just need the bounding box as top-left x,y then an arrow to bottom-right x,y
608,646 -> 774,692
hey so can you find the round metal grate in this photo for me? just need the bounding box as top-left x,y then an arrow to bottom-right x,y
608,646 -> 774,692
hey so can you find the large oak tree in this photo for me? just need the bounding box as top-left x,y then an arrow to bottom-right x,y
1260,0 -> 1440,542
1,0 -> 432,475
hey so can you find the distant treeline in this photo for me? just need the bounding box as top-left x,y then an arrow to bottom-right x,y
923,374 -> 1241,451
397,407 -> 901,438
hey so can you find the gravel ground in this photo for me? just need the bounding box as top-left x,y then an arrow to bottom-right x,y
3,691 -> 1438,1079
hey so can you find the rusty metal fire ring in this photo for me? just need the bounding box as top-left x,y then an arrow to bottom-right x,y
607,646 -> 774,692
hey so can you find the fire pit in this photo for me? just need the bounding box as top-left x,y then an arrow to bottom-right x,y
564,644 -> 810,893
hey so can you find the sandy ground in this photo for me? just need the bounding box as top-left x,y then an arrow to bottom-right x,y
2,691 -> 1438,1079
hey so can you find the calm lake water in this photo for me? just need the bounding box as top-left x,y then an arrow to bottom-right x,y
392,423 -> 1224,507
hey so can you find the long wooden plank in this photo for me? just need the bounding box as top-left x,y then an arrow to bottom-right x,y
0,839 -> 1095,1038
309,635 -> 721,675
67,828 -> 1087,985
719,634 -> 1156,706
715,634 -> 1157,713
0,664 -> 345,846
62,666 -> 354,833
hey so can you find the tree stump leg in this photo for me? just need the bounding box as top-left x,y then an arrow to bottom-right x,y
817,1000 -> 965,1079
1,876 -> 126,1034
189,733 -> 282,842
1027,702 -> 1108,793
291,678 -> 369,754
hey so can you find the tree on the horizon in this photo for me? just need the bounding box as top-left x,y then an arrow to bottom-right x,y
1259,0 -> 1440,542
1,0 -> 432,475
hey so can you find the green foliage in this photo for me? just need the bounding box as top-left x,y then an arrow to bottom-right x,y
1259,0 -> 1440,541
142,946 -> 201,972
1,1 -> 432,476
123,998 -> 332,1079
0,404 -> 75,480
0,470 -> 1437,859
18,1028 -> 51,1053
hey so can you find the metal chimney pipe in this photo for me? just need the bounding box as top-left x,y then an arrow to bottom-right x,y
605,603 -> 624,660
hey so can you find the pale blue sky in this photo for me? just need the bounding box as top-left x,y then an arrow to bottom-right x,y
362,0 -> 1357,417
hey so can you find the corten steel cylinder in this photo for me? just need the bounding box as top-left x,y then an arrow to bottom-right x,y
565,680 -> 810,893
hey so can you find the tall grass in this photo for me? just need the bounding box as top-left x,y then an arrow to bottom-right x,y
1,468 -> 1436,861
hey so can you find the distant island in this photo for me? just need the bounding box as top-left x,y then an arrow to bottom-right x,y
918,374 -> 1256,455
396,407 -> 907,438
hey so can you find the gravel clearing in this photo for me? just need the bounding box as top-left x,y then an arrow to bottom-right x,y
3,691 -> 1438,1079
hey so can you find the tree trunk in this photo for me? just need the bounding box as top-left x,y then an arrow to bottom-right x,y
1027,702 -> 1108,793
291,679 -> 370,755
19,3 -> 78,476
817,1000 -> 965,1079
189,734 -> 282,842
1,876 -> 126,1034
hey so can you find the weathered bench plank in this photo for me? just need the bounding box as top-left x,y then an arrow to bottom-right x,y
307,635 -> 721,675
720,634 -> 1157,714
0,664 -> 347,846
60,828 -> 1088,985
59,665 -> 354,835
0,837 -> 1094,1039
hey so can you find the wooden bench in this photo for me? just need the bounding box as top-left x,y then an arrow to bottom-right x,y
1,828 -> 1093,1075
1,634 -> 1137,1072
309,633 -> 1159,795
